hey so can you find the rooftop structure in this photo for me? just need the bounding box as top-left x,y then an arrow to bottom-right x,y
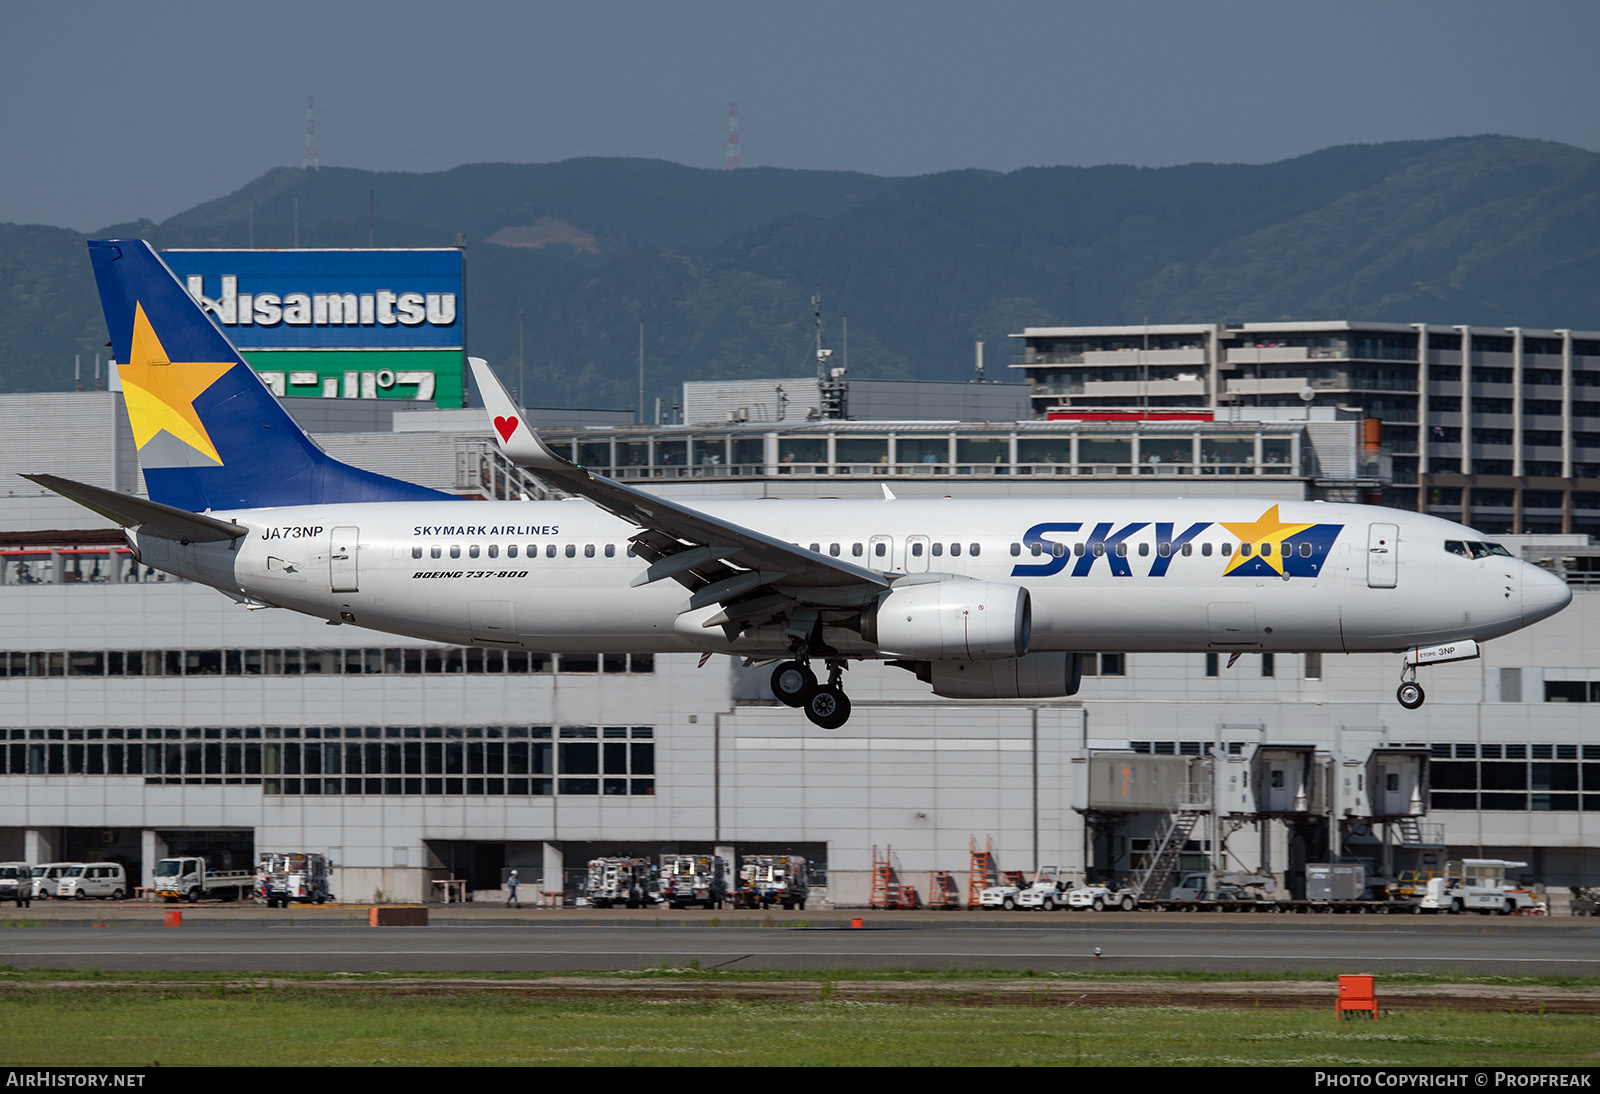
1011,321 -> 1600,536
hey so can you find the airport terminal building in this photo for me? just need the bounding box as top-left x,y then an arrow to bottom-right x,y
2,389 -> 1597,906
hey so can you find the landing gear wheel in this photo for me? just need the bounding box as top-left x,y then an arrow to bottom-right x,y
771,661 -> 817,708
1397,681 -> 1425,710
804,685 -> 851,730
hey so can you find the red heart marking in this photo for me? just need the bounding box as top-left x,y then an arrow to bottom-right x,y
493,415 -> 518,442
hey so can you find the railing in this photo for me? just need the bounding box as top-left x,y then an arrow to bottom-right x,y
454,439 -> 565,501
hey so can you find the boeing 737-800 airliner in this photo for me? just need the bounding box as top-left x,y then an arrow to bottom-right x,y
29,240 -> 1572,729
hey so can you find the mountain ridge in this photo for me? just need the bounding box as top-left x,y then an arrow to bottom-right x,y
3,135 -> 1595,407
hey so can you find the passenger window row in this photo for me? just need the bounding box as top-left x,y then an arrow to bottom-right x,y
1008,539 -> 1317,559
413,543 -> 636,560
805,542 -> 983,558
0,648 -> 655,679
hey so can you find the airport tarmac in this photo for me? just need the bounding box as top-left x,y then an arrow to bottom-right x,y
4,902 -> 1597,977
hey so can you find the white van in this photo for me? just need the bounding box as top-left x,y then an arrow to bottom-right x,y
57,863 -> 128,900
31,862 -> 83,899
0,863 -> 31,907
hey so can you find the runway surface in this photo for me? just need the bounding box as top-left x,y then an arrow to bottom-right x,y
5,907 -> 1599,975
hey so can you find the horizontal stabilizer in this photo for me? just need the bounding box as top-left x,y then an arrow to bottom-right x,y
22,474 -> 247,543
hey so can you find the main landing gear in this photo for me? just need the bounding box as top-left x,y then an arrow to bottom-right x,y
770,651 -> 852,730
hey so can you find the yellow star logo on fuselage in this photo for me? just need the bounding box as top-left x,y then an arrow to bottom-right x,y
117,303 -> 236,465
1220,504 -> 1315,576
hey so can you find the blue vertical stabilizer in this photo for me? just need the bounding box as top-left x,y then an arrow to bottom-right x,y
87,239 -> 456,511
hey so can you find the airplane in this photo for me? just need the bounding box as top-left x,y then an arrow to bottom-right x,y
27,239 -> 1573,730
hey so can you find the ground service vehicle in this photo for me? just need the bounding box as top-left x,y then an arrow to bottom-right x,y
659,855 -> 727,909
979,878 -> 1025,910
256,852 -> 333,907
585,858 -> 657,908
737,855 -> 809,909
1066,883 -> 1138,911
0,863 -> 32,907
33,240 -> 1572,736
1419,859 -> 1541,915
153,856 -> 255,903
57,863 -> 128,900
30,863 -> 83,899
1014,867 -> 1075,910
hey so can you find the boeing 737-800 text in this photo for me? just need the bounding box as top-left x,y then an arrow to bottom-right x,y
29,240 -> 1572,729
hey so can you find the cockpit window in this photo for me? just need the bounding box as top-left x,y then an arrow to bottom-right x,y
1482,542 -> 1513,557
1444,540 -> 1470,557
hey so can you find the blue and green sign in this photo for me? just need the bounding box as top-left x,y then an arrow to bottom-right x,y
162,248 -> 465,407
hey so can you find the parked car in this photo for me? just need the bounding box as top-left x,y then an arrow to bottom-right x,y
0,863 -> 32,907
30,862 -> 84,899
57,863 -> 128,900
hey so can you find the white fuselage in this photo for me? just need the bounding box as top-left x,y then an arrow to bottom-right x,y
141,496 -> 1564,659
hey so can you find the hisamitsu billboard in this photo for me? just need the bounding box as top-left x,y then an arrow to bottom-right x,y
162,248 -> 465,406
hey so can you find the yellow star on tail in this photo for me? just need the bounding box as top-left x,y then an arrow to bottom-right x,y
1220,504 -> 1315,575
117,303 -> 235,465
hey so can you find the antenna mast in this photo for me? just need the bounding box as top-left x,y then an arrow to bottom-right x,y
724,102 -> 741,169
814,291 -> 848,420
302,96 -> 319,170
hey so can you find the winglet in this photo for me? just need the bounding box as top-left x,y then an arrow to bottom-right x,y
468,357 -> 575,473
881,484 -> 897,501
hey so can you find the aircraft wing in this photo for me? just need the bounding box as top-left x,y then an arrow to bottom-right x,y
468,358 -> 891,631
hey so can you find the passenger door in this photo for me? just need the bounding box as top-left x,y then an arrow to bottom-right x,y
1367,523 -> 1398,589
330,526 -> 360,593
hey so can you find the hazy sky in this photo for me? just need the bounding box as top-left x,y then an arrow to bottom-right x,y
8,0 -> 1598,231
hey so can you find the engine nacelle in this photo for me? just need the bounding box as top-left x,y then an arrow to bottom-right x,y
865,577 -> 1030,661
904,653 -> 1082,699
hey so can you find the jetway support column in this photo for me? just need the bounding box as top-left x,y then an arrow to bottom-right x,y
541,842 -> 564,906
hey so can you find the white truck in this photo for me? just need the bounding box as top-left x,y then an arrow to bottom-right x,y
256,852 -> 333,907
659,854 -> 727,909
153,856 -> 255,903
1419,859 -> 1542,915
737,855 -> 809,910
585,857 -> 657,908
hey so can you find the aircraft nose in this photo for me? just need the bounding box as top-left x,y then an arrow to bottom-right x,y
1522,563 -> 1572,627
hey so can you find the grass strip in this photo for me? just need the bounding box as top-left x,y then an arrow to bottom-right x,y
3,991 -> 1598,1067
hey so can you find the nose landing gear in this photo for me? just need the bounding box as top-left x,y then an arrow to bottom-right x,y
1394,640 -> 1481,710
1397,657 -> 1426,709
1397,677 -> 1425,710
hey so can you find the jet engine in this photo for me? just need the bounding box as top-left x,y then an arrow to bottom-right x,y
898,652 -> 1082,699
863,576 -> 1030,661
